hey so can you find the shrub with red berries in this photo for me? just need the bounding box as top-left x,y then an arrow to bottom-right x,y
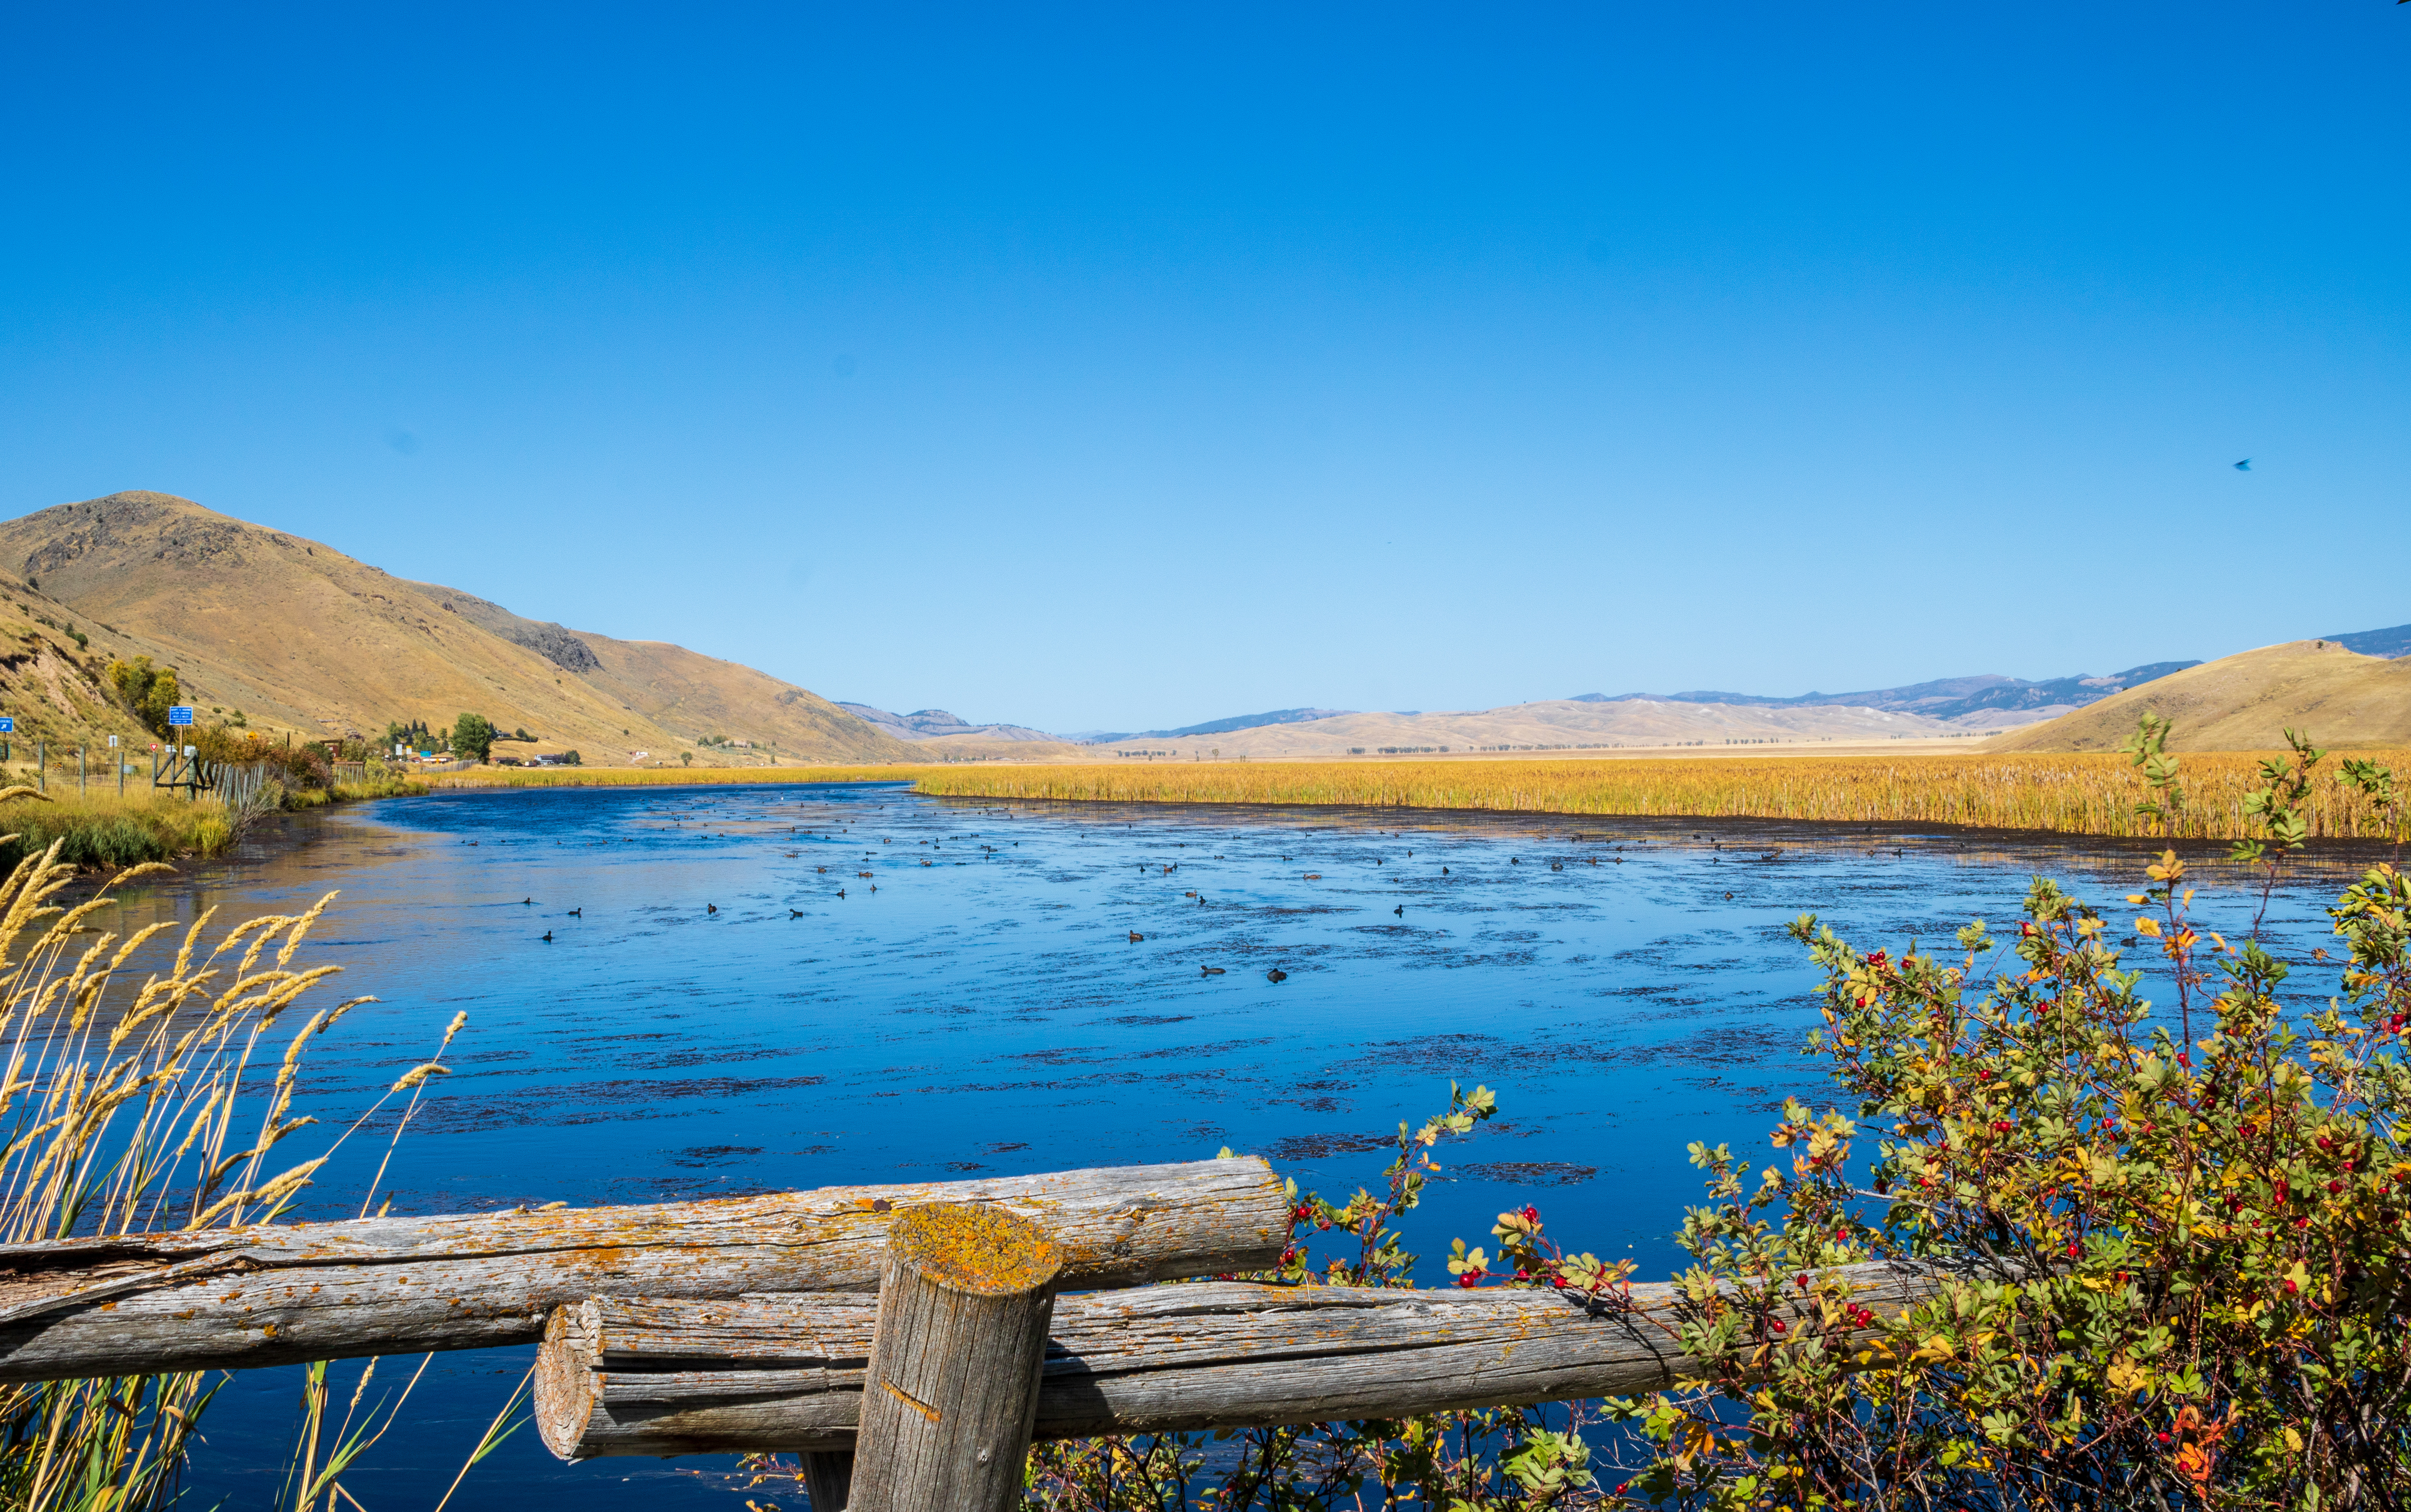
1613,728 -> 2411,1510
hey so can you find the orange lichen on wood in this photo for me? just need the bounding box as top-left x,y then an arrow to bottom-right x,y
888,1205 -> 1061,1295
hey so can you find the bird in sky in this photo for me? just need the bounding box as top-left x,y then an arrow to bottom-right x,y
2234,459 -> 2252,470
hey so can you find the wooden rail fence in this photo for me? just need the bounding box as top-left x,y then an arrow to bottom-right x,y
0,1160 -> 1283,1379
0,1157 -> 1976,1512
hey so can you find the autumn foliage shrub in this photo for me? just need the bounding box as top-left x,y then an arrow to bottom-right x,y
1619,729 -> 2411,1510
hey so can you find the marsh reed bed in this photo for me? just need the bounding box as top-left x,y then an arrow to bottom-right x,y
915,750 -> 2411,840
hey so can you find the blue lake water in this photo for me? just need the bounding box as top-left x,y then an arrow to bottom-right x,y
88,781 -> 2367,1508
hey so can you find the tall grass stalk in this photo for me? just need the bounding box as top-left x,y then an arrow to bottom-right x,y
0,833 -> 462,1512
915,750 -> 2411,841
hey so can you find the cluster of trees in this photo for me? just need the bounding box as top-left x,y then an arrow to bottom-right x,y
381,715 -> 509,762
104,656 -> 182,737
384,718 -> 437,751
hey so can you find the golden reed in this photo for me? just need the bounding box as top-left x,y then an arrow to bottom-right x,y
914,752 -> 2411,841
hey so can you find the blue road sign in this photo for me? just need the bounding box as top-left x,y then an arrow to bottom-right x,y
0,717 -> 13,733
168,706 -> 195,727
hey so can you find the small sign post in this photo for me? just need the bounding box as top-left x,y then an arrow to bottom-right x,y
0,715 -> 12,765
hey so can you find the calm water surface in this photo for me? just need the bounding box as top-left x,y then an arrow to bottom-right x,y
105,782 -> 2364,1508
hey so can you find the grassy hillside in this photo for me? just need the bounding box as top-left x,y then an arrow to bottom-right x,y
1989,640 -> 2411,752
0,492 -> 918,765
0,588 -> 162,780
417,580 -> 915,761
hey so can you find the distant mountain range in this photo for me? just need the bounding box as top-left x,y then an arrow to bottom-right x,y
1081,708 -> 1355,744
835,703 -> 1063,744
850,620 -> 2411,757
2325,622 -> 2411,660
1571,663 -> 2202,727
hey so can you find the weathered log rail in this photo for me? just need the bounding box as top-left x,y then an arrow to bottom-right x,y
0,1153 -> 1998,1512
536,1260 -> 1959,1462
0,1159 -> 1285,1381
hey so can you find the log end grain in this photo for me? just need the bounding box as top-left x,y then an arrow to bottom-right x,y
887,1207 -> 1062,1297
535,1299 -> 602,1461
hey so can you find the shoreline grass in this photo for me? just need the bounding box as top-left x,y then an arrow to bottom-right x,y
0,790 -> 234,868
0,771 -> 433,870
912,750 -> 2411,841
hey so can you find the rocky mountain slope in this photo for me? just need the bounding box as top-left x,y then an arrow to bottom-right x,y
0,492 -> 918,765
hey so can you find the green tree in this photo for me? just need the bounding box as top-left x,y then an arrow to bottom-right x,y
107,656 -> 183,737
451,712 -> 496,762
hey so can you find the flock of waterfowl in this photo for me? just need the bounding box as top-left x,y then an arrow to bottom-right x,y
500,800 -> 1942,1006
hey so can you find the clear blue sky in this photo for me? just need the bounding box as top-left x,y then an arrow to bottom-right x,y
4,4 -> 2404,732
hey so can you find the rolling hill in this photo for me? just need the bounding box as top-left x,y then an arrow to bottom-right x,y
0,492 -> 919,765
1095,698 -> 1975,756
1987,640 -> 2411,753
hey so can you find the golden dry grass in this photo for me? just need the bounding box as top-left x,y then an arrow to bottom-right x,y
1992,640 -> 2411,753
915,751 -> 2411,840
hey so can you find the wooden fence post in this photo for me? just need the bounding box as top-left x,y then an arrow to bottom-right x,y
848,1204 -> 1061,1512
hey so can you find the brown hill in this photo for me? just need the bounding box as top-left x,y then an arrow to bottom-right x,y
1987,640 -> 2411,753
0,492 -> 918,766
